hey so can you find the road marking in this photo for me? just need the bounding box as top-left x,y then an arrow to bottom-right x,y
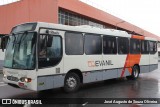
136,104 -> 144,106
0,84 -> 7,87
0,81 -> 7,87
82,102 -> 88,106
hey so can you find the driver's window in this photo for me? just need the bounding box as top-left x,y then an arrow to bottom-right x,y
38,34 -> 62,68
47,36 -> 61,58
39,35 -> 47,58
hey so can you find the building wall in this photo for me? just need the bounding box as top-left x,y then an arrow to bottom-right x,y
0,0 -> 58,34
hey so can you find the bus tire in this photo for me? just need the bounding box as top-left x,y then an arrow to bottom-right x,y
127,65 -> 140,80
64,72 -> 80,93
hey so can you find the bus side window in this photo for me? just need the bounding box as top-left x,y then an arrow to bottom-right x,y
84,34 -> 102,55
118,37 -> 129,54
103,36 -> 117,54
150,41 -> 157,54
65,32 -> 83,55
130,38 -> 140,54
141,40 -> 149,54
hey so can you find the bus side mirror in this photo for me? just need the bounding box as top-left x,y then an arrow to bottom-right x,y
2,46 -> 4,52
1,35 -> 9,52
1,37 -> 5,52
47,35 -> 53,47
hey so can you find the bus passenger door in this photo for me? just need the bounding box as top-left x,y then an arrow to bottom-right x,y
140,40 -> 150,73
149,41 -> 158,72
37,30 -> 64,90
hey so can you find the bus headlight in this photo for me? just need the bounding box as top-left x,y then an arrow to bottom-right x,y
3,74 -> 7,78
24,78 -> 32,83
3,71 -> 7,78
20,77 -> 32,83
20,77 -> 25,82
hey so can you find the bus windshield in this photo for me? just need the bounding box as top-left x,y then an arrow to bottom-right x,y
4,32 -> 36,70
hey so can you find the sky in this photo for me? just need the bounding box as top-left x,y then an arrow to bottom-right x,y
0,0 -> 19,5
80,0 -> 160,37
0,0 -> 160,37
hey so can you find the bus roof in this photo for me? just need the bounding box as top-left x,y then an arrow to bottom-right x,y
36,22 -> 130,38
13,22 -> 157,41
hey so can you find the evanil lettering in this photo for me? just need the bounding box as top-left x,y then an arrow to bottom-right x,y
88,60 -> 113,67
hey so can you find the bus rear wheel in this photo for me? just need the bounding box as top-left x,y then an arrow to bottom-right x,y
64,72 -> 80,93
127,65 -> 140,80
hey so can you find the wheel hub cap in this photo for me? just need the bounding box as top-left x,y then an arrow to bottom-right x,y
66,77 -> 77,88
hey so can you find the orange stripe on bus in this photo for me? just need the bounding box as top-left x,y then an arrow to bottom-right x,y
120,35 -> 144,77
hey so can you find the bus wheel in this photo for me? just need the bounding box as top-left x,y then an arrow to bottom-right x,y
127,65 -> 140,80
64,73 -> 80,93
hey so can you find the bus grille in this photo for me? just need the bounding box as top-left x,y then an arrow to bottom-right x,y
7,76 -> 19,82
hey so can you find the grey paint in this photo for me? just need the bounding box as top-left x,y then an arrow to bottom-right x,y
83,71 -> 103,83
0,60 -> 3,70
37,75 -> 64,91
83,68 -> 131,84
150,64 -> 158,72
140,65 -> 150,73
102,69 -> 117,80
53,75 -> 64,88
117,68 -> 130,77
37,64 -> 158,91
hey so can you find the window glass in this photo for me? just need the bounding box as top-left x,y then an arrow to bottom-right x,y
4,33 -> 36,70
0,37 -> 1,49
150,41 -> 157,54
130,39 -> 140,54
141,40 -> 149,54
39,35 -> 47,58
38,34 -> 62,68
118,37 -> 129,54
11,23 -> 37,33
85,34 -> 102,55
4,36 -> 15,68
103,36 -> 117,54
65,32 -> 83,55
47,36 -> 61,58
58,9 -> 105,28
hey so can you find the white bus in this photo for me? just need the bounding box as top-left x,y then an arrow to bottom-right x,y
3,22 -> 158,92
